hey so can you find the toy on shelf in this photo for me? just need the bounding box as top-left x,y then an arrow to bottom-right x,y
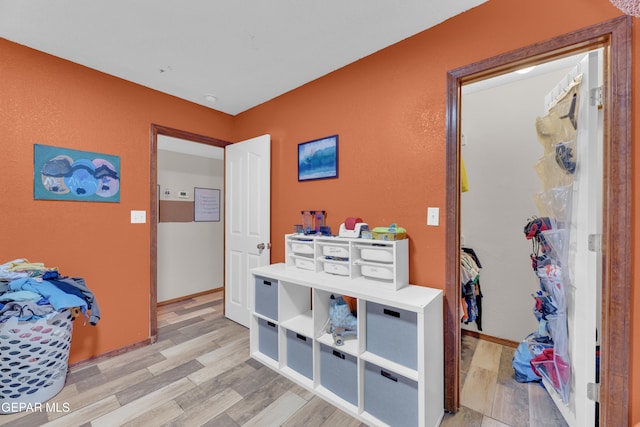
338,217 -> 369,238
318,225 -> 332,235
372,223 -> 407,240
326,294 -> 357,346
301,210 -> 326,234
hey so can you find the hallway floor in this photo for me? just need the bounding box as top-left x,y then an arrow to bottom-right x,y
0,291 -> 567,426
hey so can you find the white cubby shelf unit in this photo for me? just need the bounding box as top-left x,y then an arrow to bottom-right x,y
250,257 -> 444,427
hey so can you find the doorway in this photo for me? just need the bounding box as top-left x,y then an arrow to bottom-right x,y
444,16 -> 631,426
459,53 -> 589,345
157,135 -> 225,302
460,49 -> 602,425
149,124 -> 231,341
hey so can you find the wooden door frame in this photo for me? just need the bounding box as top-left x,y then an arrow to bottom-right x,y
444,16 -> 632,426
149,124 -> 231,341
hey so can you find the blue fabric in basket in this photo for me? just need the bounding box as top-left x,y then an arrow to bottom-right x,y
9,278 -> 87,313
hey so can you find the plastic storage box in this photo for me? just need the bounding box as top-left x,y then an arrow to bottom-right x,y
322,262 -> 349,276
294,257 -> 315,271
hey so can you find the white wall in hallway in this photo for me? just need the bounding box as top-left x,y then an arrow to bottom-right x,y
157,139 -> 224,302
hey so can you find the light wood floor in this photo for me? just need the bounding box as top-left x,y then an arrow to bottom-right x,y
441,334 -> 568,427
0,291 -> 567,426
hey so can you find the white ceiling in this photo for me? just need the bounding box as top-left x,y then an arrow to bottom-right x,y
0,0 -> 487,116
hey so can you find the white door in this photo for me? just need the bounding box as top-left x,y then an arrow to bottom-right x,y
543,50 -> 602,426
225,134 -> 271,327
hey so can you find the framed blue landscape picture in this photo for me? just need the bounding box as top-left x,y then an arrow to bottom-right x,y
298,135 -> 338,181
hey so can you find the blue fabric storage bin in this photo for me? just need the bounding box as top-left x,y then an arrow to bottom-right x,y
255,276 -> 278,320
366,301 -> 417,369
258,317 -> 279,361
286,329 -> 313,380
364,361 -> 418,427
320,344 -> 358,406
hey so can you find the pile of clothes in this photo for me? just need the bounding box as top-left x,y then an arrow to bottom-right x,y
0,259 -> 100,325
460,247 -> 483,330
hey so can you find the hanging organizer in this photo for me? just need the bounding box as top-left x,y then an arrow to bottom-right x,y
521,74 -> 583,405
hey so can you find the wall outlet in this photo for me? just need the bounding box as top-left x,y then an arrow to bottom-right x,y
178,190 -> 189,199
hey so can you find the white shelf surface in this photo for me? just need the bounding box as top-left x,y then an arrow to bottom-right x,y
288,253 -> 314,261
353,258 -> 394,266
280,311 -> 313,337
360,351 -> 419,382
317,257 -> 349,264
316,332 -> 359,357
254,263 -> 440,312
253,311 -> 277,323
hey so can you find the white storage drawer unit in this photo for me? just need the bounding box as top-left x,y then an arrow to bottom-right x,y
366,301 -> 418,369
291,241 -> 314,255
360,246 -> 394,263
320,344 -> 358,406
294,256 -> 315,271
285,234 -> 409,290
321,244 -> 349,258
361,264 -> 394,280
322,261 -> 350,276
249,257 -> 444,427
254,276 -> 278,321
364,361 -> 419,427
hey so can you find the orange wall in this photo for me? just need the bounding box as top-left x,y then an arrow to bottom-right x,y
232,0 -> 638,423
1,0 -> 637,423
0,39 -> 234,363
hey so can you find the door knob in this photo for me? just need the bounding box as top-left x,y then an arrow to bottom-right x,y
257,242 -> 271,250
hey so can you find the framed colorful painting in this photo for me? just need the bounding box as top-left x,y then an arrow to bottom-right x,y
34,144 -> 121,202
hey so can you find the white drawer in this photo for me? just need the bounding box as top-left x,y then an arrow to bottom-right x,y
361,264 -> 394,280
322,245 -> 349,258
295,257 -> 315,271
292,242 -> 314,255
323,262 -> 349,276
360,247 -> 393,263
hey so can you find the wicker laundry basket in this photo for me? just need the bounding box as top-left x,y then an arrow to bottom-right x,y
0,310 -> 73,414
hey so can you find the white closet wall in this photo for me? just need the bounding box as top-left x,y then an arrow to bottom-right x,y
460,68 -> 574,342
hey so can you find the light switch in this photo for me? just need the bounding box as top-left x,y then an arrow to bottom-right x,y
427,207 -> 439,226
131,210 -> 146,224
